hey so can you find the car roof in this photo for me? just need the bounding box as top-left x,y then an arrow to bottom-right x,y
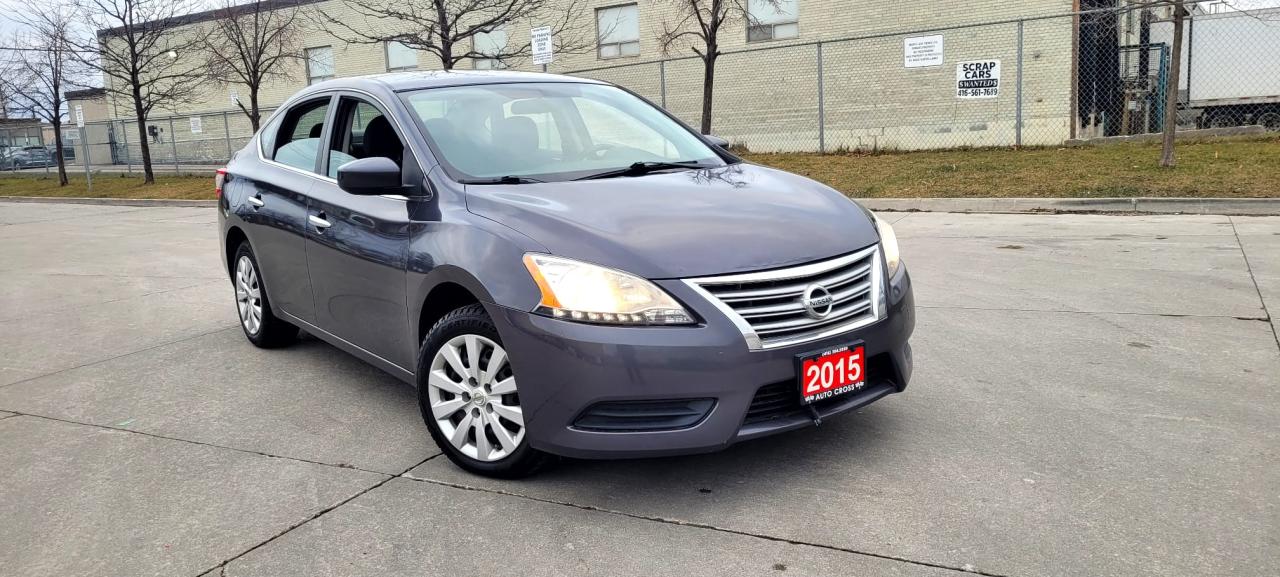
301,70 -> 609,95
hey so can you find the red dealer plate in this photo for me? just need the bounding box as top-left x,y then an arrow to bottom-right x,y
797,343 -> 866,405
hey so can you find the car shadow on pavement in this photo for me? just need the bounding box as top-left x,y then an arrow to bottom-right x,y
410,399 -> 909,518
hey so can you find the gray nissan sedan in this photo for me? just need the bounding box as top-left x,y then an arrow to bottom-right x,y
217,70 -> 915,477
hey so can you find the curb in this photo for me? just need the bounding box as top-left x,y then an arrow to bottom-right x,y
3,195 -> 1278,216
1064,125 -> 1266,146
0,196 -> 218,208
857,197 -> 1280,216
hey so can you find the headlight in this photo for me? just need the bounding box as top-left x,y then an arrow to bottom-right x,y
874,214 -> 901,278
522,254 -> 696,325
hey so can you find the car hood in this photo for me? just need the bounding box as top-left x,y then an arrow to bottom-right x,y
464,163 -> 879,279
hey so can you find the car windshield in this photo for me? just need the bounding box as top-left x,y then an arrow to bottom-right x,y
401,82 -> 727,182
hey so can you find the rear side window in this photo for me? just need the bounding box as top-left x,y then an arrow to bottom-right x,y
270,98 -> 332,173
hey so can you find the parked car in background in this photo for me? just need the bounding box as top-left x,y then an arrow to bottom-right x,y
217,71 -> 916,478
2,146 -> 54,170
48,144 -> 75,162
0,147 -> 17,170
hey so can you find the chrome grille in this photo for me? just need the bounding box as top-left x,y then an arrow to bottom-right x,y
685,245 -> 884,350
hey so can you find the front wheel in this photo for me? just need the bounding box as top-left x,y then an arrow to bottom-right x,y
417,304 -> 550,478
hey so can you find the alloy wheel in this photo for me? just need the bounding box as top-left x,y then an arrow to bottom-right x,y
235,255 -> 263,335
426,334 -> 524,462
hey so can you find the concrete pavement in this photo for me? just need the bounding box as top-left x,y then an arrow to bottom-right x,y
0,202 -> 1276,576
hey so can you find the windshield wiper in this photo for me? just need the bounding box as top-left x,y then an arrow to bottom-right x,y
574,161 -> 710,181
457,175 -> 544,185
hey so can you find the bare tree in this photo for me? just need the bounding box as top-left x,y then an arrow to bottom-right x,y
0,47 -> 22,119
5,4 -> 82,186
70,0 -> 206,184
1124,0 -> 1194,167
316,0 -> 592,71
204,0 -> 305,132
1118,0 -> 1254,167
657,0 -> 750,134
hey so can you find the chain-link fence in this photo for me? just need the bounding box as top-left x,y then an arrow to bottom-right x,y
4,7 -> 1277,176
0,108 -> 276,177
570,8 -> 1280,153
1080,7 -> 1280,138
568,15 -> 1077,152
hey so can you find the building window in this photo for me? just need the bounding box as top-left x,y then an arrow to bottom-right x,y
596,4 -> 639,59
472,29 -> 508,69
386,41 -> 418,71
746,0 -> 798,42
306,46 -> 334,84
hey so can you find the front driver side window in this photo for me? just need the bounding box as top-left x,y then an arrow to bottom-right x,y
326,98 -> 406,178
271,98 -> 332,173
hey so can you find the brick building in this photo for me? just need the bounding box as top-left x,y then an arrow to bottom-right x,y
98,0 -> 1084,154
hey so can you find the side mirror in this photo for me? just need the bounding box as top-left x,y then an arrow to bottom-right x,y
704,134 -> 731,151
337,157 -> 402,195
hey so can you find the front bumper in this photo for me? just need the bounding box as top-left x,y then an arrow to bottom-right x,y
488,267 -> 916,460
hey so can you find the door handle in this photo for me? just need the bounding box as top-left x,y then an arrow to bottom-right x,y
309,213 -> 332,231
247,194 -> 264,208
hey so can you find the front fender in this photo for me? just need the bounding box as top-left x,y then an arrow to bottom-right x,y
405,206 -> 548,349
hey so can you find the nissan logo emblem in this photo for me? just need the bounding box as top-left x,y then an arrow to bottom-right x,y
801,284 -> 834,319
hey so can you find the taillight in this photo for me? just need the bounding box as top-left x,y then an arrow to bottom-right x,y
215,168 -> 227,198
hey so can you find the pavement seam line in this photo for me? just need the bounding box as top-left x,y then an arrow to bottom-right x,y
0,410 -> 432,478
915,304 -> 1268,321
0,272 -> 224,280
200,456 -> 435,577
0,206 -> 159,226
0,277 -> 225,324
0,325 -> 240,390
1228,216 -> 1280,353
399,474 -> 1013,577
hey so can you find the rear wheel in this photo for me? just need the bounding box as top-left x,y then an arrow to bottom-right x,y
1257,110 -> 1280,132
417,304 -> 550,478
1206,111 -> 1242,129
232,242 -> 298,348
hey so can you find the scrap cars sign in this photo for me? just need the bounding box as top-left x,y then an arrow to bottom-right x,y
956,60 -> 1001,99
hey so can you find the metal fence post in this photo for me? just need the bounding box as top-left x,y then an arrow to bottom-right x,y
817,41 -> 825,154
39,128 -> 49,174
223,111 -> 233,161
80,125 -> 92,193
1016,20 -> 1024,148
120,120 -> 131,175
168,116 -> 179,174
659,60 -> 667,109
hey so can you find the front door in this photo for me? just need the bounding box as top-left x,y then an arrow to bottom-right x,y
304,95 -> 415,369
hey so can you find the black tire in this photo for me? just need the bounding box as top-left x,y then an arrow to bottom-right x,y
1258,111 -> 1280,133
232,242 -> 298,348
416,304 -> 551,478
1206,112 -> 1242,129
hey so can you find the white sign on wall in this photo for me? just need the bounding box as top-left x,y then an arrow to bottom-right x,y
531,26 -> 554,65
74,105 -> 85,128
903,35 -> 944,68
190,116 -> 203,134
230,89 -> 240,106
956,60 -> 1001,99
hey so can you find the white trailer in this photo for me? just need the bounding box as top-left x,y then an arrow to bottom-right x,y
1151,8 -> 1280,130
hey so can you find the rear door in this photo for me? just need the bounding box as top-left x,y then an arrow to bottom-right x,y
303,94 -> 416,369
236,94 -> 335,323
